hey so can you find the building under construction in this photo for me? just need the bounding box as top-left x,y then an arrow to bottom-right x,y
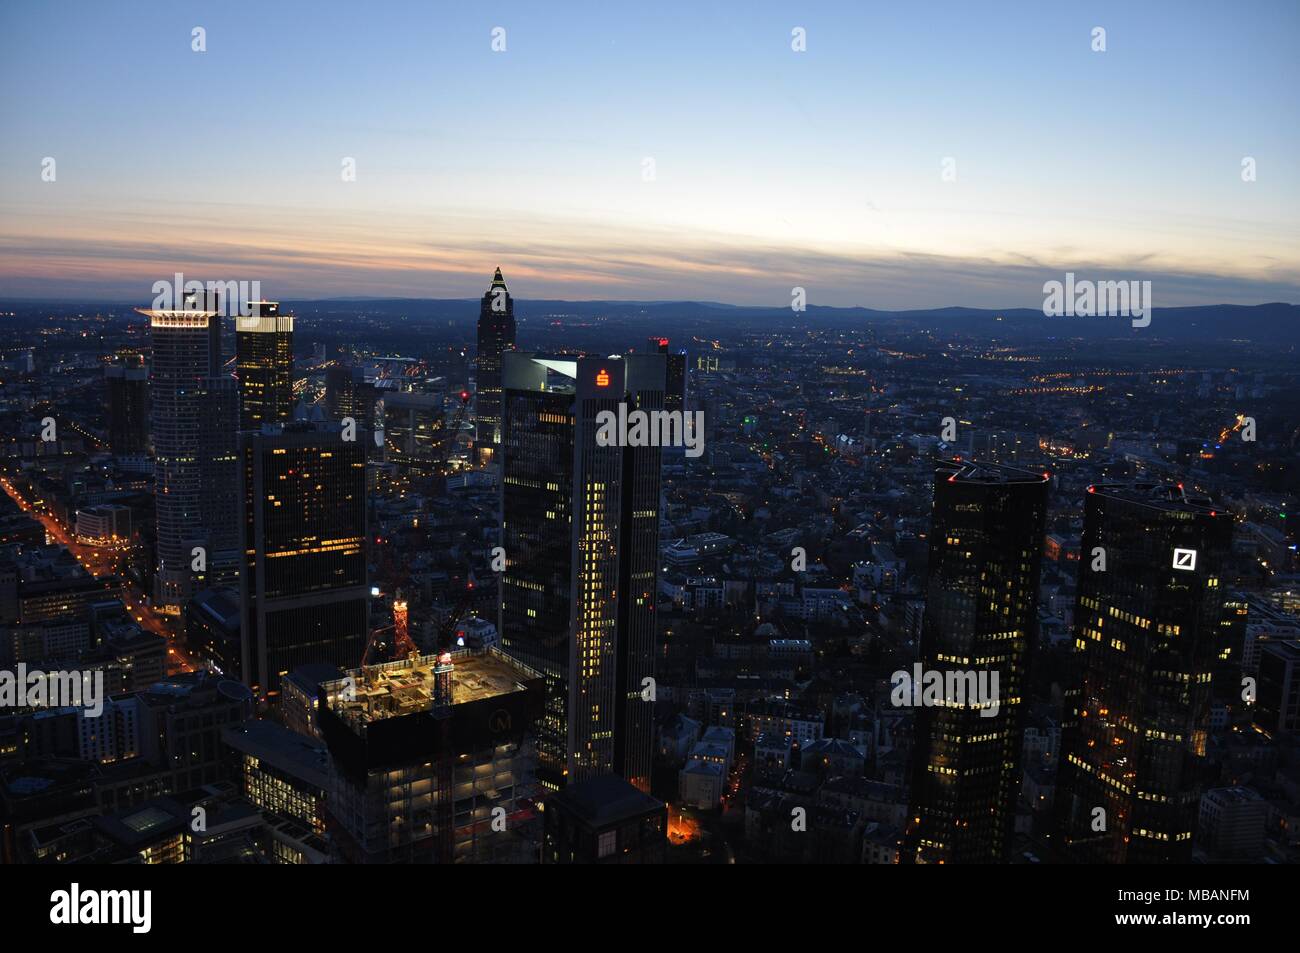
318,647 -> 545,863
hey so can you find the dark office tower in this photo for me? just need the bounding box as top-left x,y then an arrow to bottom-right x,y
137,290 -> 238,613
200,376 -> 242,589
240,421 -> 369,696
235,301 -> 294,431
1054,483 -> 1235,864
499,353 -> 664,793
648,337 -> 687,414
1255,640 -> 1300,736
475,267 -> 516,459
104,357 -> 149,457
904,461 -> 1049,864
325,364 -> 377,427
499,355 -> 576,788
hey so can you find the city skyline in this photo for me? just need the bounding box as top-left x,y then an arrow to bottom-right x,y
0,1 -> 1296,899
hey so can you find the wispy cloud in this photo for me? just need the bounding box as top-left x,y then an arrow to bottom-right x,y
2,201 -> 1296,307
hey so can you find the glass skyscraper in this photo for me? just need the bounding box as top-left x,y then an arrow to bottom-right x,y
499,352 -> 664,793
1054,482 -> 1234,863
235,301 -> 295,432
474,267 -> 516,460
240,421 -> 369,695
138,289 -> 238,613
905,460 -> 1049,863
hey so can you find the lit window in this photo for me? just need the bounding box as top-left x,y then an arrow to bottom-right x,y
597,830 -> 617,858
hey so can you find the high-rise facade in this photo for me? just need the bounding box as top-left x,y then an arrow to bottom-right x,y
235,301 -> 294,431
138,291 -> 239,613
325,365 -> 377,427
104,357 -> 149,458
318,648 -> 545,864
498,356 -> 574,787
1054,482 -> 1235,863
474,267 -> 516,458
499,353 -> 664,792
648,336 -> 686,414
240,421 -> 369,695
904,461 -> 1049,863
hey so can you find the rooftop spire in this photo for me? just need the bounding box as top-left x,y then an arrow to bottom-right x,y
490,266 -> 507,290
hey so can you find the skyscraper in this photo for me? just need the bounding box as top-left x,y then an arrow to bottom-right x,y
138,289 -> 238,613
325,364 -> 378,427
104,356 -> 149,458
904,460 -> 1049,864
318,647 -> 545,864
1054,482 -> 1235,863
235,300 -> 294,431
647,336 -> 686,414
499,352 -> 664,792
474,267 -> 516,460
201,375 -> 242,589
240,421 -> 369,695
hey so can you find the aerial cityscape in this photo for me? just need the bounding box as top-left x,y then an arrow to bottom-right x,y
0,1 -> 1296,917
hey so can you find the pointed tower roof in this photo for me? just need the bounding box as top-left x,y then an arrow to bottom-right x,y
490,267 -> 507,290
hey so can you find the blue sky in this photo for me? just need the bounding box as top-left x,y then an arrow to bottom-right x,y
1,0 -> 1297,307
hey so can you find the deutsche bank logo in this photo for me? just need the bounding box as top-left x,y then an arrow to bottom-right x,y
1172,548 -> 1198,571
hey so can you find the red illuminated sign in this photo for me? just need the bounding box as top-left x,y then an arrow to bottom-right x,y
595,368 -> 610,387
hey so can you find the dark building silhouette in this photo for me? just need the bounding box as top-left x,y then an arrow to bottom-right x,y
240,421 -> 369,696
1255,640 -> 1300,736
325,364 -> 378,428
648,336 -> 686,414
104,357 -> 149,457
474,267 -> 516,460
542,773 -> 667,863
904,461 -> 1049,863
499,353 -> 664,793
1054,482 -> 1235,863
235,301 -> 294,431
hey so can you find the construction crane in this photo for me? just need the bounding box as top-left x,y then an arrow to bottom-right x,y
359,592 -> 418,667
369,389 -> 472,606
438,389 -> 471,476
390,595 -> 416,656
359,570 -> 477,667
433,651 -> 455,864
435,573 -> 479,650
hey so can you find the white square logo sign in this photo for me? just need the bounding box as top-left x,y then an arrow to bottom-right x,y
1172,548 -> 1197,571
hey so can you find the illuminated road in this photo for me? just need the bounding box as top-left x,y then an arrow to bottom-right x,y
1,476 -> 197,674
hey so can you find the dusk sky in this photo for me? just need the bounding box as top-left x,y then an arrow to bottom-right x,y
2,0 -> 1297,307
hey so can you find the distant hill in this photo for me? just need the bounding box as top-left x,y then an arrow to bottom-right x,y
2,297 -> 1295,344
276,298 -> 1300,344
